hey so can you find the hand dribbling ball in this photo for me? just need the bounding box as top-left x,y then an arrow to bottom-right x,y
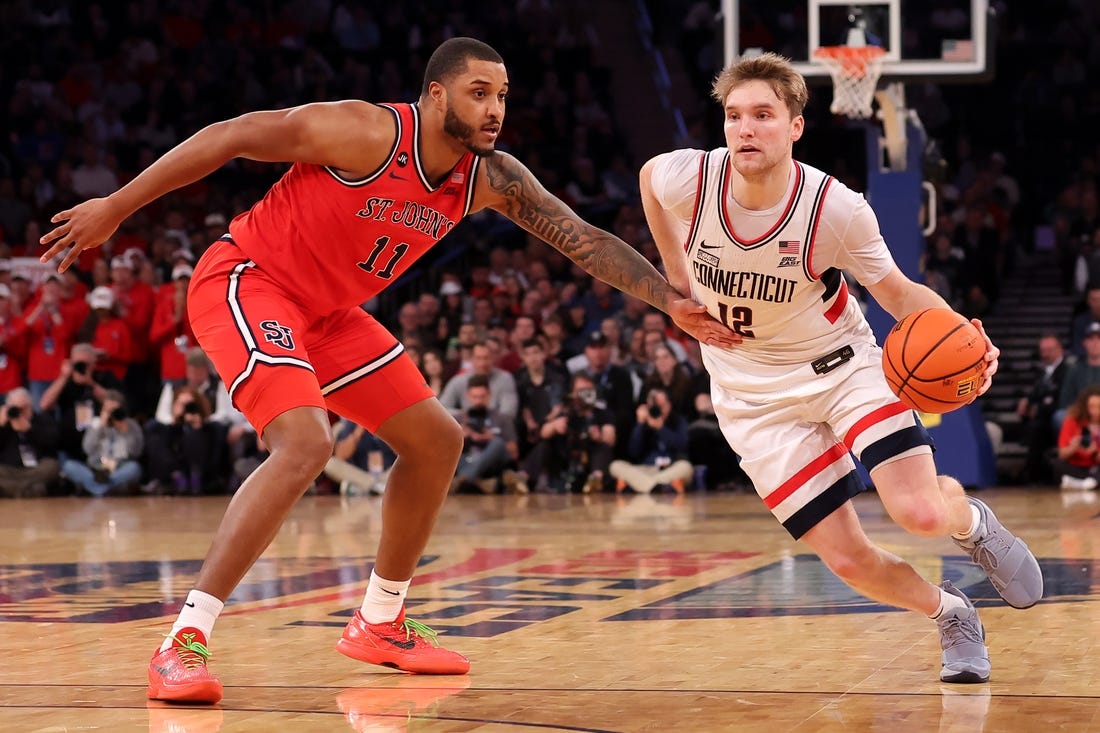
882,308 -> 986,414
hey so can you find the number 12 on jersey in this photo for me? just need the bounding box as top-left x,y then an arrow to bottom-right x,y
717,302 -> 754,338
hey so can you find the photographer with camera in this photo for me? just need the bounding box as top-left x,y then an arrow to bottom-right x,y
539,371 -> 616,493
60,389 -> 144,496
609,387 -> 693,496
1053,384 -> 1100,491
451,374 -> 518,494
0,387 -> 61,498
39,342 -> 122,462
144,386 -> 224,495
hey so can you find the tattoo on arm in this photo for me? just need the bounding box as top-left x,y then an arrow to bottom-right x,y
484,153 -> 675,310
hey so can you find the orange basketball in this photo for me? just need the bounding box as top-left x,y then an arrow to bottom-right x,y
881,308 -> 986,414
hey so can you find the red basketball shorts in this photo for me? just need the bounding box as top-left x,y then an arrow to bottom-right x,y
187,239 -> 433,435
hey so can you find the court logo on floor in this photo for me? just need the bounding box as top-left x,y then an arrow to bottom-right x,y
604,555 -> 1094,621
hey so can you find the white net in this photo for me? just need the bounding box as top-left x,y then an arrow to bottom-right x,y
813,46 -> 886,119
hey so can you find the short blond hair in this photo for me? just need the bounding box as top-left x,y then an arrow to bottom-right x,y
711,52 -> 809,118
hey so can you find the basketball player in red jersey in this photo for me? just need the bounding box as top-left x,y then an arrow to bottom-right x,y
39,38 -> 737,704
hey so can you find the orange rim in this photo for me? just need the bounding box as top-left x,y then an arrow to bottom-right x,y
812,45 -> 886,78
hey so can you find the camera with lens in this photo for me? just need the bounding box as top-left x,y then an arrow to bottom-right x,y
6,405 -> 22,420
465,405 -> 489,432
109,407 -> 128,423
182,401 -> 202,416
575,387 -> 598,406
1082,426 -> 1092,449
73,361 -> 89,375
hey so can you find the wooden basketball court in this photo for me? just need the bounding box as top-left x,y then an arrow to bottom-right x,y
2,487 -> 1097,732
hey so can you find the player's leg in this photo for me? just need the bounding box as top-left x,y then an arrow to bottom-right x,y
312,307 -> 467,674
147,242 -> 331,703
871,455 -> 1043,609
820,344 -> 1042,609
799,504 -> 989,683
711,361 -> 987,682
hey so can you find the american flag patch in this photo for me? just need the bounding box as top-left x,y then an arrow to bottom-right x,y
779,240 -> 800,254
451,172 -> 465,183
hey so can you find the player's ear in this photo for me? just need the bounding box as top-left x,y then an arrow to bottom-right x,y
426,80 -> 447,107
790,114 -> 805,143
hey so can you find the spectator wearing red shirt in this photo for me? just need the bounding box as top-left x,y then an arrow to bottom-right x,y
0,284 -> 26,398
110,254 -> 157,409
58,268 -> 90,331
21,274 -> 73,408
85,286 -> 132,383
150,264 -> 196,384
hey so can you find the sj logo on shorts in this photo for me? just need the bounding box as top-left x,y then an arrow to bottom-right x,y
260,320 -> 295,350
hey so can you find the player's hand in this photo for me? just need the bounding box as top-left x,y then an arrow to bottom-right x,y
971,318 -> 1000,398
39,197 -> 125,272
668,298 -> 741,348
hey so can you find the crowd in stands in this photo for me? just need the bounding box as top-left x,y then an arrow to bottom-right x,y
2,0 -> 1099,497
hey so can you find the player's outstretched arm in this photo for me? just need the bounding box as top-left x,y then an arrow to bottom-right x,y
40,101 -> 393,272
480,152 -> 738,347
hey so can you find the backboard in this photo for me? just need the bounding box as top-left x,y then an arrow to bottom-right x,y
722,0 -> 992,84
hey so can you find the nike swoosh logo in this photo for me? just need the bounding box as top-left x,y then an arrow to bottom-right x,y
383,636 -> 417,650
388,171 -> 407,180
699,241 -> 722,250
381,588 -> 401,596
184,601 -> 196,607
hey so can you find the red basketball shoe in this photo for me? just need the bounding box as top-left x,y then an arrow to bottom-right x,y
146,628 -> 223,703
336,608 -> 470,675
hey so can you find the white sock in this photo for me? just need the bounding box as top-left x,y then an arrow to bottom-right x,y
160,590 -> 224,651
361,569 -> 410,624
951,504 -> 982,541
930,585 -> 968,619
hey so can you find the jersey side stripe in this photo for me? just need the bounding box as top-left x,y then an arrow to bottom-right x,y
320,342 -> 406,396
763,442 -> 848,510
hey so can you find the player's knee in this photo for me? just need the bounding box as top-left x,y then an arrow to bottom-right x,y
274,431 -> 335,480
431,418 -> 465,462
892,501 -> 950,537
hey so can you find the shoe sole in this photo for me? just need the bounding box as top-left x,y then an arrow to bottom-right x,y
147,680 -> 223,703
335,638 -> 470,675
940,669 -> 990,684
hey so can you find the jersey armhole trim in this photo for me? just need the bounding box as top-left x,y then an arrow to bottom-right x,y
323,104 -> 401,187
803,176 -> 834,281
683,151 -> 708,254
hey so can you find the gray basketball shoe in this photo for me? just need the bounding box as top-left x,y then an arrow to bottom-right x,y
952,497 -> 1043,609
938,581 -> 990,684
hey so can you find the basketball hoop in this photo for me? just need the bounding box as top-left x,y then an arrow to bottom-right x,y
812,45 -> 887,119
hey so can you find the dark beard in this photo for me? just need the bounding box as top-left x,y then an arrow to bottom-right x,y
444,106 -> 495,157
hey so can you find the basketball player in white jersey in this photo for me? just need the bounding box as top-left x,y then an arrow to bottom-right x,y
640,53 -> 1043,683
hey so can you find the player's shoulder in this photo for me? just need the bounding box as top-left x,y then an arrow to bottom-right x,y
645,148 -> 707,168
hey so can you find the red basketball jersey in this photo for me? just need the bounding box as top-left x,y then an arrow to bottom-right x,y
228,103 -> 480,314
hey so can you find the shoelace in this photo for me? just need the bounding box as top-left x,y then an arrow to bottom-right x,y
400,618 -> 441,648
971,530 -> 1011,574
166,632 -> 213,669
940,615 -> 983,649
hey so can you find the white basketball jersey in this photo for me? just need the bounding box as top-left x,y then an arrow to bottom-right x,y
681,151 -> 879,369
